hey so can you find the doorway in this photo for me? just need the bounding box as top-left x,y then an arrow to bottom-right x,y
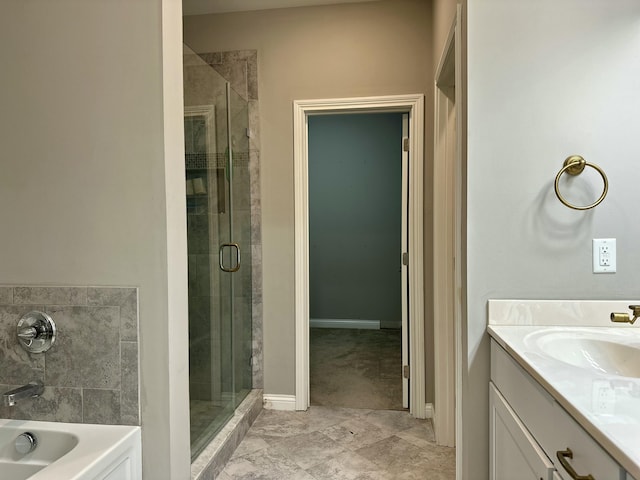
433,8 -> 462,452
308,112 -> 405,410
293,94 -> 427,419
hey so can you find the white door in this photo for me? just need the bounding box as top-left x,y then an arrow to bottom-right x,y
401,113 -> 409,409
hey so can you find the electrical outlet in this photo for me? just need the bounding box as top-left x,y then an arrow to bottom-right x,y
593,238 -> 616,273
599,245 -> 611,266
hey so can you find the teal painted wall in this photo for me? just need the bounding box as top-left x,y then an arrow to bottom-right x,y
309,113 -> 403,328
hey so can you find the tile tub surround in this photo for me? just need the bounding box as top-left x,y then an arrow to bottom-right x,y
0,286 -> 139,425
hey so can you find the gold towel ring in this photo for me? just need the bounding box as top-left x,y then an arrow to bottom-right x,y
554,155 -> 608,210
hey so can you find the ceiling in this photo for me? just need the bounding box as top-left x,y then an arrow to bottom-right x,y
182,0 -> 379,16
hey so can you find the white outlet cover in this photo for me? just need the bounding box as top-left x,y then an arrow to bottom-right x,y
593,238 -> 616,273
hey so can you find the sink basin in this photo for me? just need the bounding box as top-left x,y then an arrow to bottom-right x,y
525,329 -> 640,378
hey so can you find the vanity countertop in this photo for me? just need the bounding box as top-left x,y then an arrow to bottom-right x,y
488,324 -> 640,479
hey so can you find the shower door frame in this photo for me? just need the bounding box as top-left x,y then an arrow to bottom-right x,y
293,93 -> 427,418
185,75 -> 252,460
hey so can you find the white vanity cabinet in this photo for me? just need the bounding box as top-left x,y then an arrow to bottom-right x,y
490,339 -> 627,480
490,383 -> 554,479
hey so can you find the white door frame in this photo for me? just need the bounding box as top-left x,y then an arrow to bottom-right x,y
401,113 -> 409,409
293,94 -> 427,418
433,8 -> 462,450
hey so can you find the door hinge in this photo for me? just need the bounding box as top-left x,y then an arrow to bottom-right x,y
403,137 -> 410,152
402,252 -> 409,266
403,365 -> 410,379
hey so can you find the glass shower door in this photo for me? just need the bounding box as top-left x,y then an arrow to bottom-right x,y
184,45 -> 252,461
223,83 -> 253,408
218,81 -> 253,416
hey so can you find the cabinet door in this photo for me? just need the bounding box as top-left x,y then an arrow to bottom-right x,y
490,383 -> 555,480
552,472 -> 564,480
548,397 -> 624,480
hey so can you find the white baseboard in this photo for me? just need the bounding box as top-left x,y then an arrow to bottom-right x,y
425,403 -> 434,419
263,394 -> 296,411
310,318 -> 380,329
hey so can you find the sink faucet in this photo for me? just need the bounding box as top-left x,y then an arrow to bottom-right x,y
610,305 -> 640,325
3,381 -> 44,407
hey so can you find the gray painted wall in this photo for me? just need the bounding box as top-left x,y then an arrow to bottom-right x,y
465,0 -> 640,477
0,1 -> 190,478
308,113 -> 403,328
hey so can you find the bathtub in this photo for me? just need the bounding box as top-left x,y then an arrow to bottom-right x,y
0,419 -> 141,480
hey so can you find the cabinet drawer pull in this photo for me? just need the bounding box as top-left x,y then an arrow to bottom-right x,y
556,448 -> 595,480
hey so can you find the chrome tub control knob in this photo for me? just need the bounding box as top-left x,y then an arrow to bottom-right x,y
18,326 -> 40,340
16,311 -> 56,353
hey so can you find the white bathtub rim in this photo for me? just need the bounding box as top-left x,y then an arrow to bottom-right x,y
0,419 -> 141,480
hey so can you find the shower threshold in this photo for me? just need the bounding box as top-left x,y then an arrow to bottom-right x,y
190,388 -> 263,480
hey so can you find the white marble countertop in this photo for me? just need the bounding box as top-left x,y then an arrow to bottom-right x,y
488,324 -> 640,479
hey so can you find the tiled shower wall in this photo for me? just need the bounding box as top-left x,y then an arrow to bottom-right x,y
0,286 -> 139,425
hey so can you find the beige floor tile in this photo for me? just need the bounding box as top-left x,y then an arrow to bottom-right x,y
223,447 -> 316,480
218,402 -> 455,479
274,430 -> 349,470
304,450 -> 389,480
310,328 -> 403,411
321,417 -> 391,451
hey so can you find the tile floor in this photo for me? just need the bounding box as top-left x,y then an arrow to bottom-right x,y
218,407 -> 455,479
310,328 -> 403,410
217,328 -> 454,478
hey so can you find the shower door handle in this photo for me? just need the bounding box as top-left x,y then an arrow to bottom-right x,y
219,243 -> 241,272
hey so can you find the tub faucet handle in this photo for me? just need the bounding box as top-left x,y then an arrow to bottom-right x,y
18,326 -> 41,340
16,311 -> 56,353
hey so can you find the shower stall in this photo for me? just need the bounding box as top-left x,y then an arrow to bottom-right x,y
183,45 -> 253,461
